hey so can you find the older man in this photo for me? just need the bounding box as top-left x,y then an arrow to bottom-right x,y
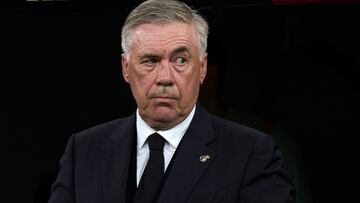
49,0 -> 295,202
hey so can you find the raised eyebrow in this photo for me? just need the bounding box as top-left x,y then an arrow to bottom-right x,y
171,46 -> 190,56
138,53 -> 160,61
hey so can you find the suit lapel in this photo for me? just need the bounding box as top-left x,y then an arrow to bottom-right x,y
158,106 -> 217,203
99,114 -> 136,203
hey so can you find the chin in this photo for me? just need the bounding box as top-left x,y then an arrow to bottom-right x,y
154,112 -> 176,123
152,106 -> 177,119
148,115 -> 175,130
153,105 -> 176,114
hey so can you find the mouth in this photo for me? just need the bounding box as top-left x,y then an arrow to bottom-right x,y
152,96 -> 175,101
150,94 -> 178,99
151,96 -> 176,105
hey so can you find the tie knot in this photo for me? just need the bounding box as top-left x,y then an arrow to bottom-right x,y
147,133 -> 165,150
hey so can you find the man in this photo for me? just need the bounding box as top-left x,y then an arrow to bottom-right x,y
49,0 -> 295,202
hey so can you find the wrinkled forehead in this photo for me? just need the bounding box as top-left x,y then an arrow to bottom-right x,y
129,22 -> 199,53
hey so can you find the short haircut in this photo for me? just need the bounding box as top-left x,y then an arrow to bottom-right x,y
121,0 -> 209,59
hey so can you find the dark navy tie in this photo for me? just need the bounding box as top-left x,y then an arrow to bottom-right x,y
134,133 -> 165,203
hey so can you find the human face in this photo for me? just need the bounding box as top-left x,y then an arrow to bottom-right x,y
122,22 -> 207,130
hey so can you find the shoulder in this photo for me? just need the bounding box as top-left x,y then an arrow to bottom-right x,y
72,114 -> 135,147
210,114 -> 268,138
208,114 -> 275,148
76,117 -> 131,137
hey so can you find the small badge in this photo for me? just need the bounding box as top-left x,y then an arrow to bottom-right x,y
199,155 -> 211,162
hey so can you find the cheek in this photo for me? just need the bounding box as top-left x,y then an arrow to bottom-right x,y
176,73 -> 201,102
129,71 -> 153,99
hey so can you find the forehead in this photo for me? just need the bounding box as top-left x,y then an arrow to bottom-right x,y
130,22 -> 198,54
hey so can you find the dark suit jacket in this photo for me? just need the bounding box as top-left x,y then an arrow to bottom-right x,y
49,105 -> 295,203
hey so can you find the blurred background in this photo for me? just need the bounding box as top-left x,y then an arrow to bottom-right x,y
2,0 -> 360,202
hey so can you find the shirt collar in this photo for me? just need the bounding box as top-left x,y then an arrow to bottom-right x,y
136,105 -> 196,150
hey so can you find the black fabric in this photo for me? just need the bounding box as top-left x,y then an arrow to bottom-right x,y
152,133 -> 184,201
134,133 -> 165,203
48,105 -> 295,203
125,133 -> 137,203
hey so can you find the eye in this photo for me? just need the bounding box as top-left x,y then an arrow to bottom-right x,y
174,57 -> 187,65
140,58 -> 159,70
142,58 -> 158,65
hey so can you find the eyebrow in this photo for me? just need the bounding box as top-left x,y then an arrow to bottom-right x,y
138,53 -> 160,60
138,46 -> 191,61
170,46 -> 190,56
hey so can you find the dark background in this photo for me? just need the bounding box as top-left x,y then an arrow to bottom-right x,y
2,0 -> 360,202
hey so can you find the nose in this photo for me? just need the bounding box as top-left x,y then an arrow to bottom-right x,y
156,61 -> 173,86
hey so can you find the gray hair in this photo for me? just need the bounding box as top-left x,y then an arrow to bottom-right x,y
121,0 -> 209,60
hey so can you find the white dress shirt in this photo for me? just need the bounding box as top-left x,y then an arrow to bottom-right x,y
136,106 -> 196,186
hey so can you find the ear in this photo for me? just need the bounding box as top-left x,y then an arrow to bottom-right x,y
199,53 -> 208,85
121,53 -> 130,84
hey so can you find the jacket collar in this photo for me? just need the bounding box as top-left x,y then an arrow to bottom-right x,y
100,113 -> 137,203
99,105 -> 216,203
158,105 -> 217,202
